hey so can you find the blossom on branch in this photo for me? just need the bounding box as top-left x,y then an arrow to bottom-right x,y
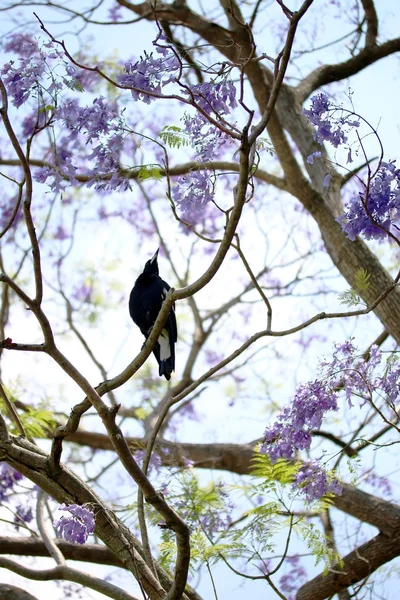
338,161 -> 400,241
54,503 -> 95,545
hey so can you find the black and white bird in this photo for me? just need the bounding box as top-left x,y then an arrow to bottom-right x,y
129,249 -> 177,380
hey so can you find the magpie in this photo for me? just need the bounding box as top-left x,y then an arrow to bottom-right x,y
129,249 -> 177,380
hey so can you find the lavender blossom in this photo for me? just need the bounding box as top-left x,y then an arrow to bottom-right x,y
0,464 -> 23,501
3,33 -> 39,57
173,170 -> 215,216
279,555 -> 307,599
54,503 -> 95,545
186,80 -> 237,116
293,463 -> 342,502
261,339 -> 400,500
261,380 -> 338,462
117,50 -> 179,103
1,57 -> 47,107
14,504 -> 33,529
337,161 -> 400,241
303,93 -> 359,154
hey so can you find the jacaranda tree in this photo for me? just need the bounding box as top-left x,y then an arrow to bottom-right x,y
0,1 -> 400,599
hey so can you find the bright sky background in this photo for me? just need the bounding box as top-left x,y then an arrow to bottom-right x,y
0,1 -> 400,599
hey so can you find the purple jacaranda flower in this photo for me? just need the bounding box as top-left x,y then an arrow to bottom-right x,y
338,160 -> 400,241
3,33 -> 39,57
307,151 -> 322,164
0,464 -> 23,501
108,4 -> 124,21
303,93 -> 330,122
54,503 -> 95,545
57,97 -> 118,143
1,57 -> 47,107
72,282 -> 93,303
172,170 -> 215,215
279,555 -> 307,598
303,93 -> 359,150
185,80 -> 237,116
293,462 -> 342,502
262,338 -> 399,487
21,109 -> 48,138
54,225 -> 70,241
262,380 -> 338,462
14,504 -> 34,529
117,49 -> 179,103
323,173 -> 331,187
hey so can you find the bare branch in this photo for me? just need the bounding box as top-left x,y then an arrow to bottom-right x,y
295,38 -> 400,103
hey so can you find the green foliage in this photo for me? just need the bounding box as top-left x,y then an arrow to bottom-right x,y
159,529 -> 243,574
134,406 -> 150,420
297,520 -> 344,574
256,136 -> 275,156
1,398 -> 56,438
158,531 -> 177,573
159,125 -> 192,149
137,165 -> 163,181
189,530 -> 243,566
19,407 -> 56,438
345,455 -> 362,486
250,449 -> 299,490
339,268 -> 371,307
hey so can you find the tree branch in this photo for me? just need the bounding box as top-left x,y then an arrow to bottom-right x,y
296,530 -> 400,600
295,37 -> 400,102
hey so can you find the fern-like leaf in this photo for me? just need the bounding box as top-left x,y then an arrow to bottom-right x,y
159,125 -> 191,149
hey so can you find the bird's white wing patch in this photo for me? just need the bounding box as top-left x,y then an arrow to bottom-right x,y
159,329 -> 171,360
161,287 -> 168,299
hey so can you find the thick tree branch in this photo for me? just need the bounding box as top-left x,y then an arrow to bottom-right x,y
0,536 -> 127,568
360,0 -> 378,47
295,37 -> 400,102
0,159 -> 288,192
0,557 -> 140,600
296,530 -> 400,600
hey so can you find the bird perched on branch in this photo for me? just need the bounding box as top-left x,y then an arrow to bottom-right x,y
129,249 -> 177,380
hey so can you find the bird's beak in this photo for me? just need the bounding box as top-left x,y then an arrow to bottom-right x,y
150,248 -> 159,263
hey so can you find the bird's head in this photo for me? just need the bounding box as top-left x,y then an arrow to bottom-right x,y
143,248 -> 159,275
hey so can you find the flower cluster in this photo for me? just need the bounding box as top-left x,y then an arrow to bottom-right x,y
293,462 -> 342,502
1,36 -> 71,108
1,54 -> 49,108
0,464 -> 23,501
117,47 -> 179,103
279,555 -> 307,599
14,504 -> 34,530
303,93 -> 359,149
303,94 -> 400,242
262,340 -> 394,462
261,380 -> 339,462
54,503 -> 95,545
172,81 -> 236,216
337,160 -> 400,241
322,339 -> 400,409
3,33 -> 39,57
185,80 -> 237,116
261,339 -> 400,499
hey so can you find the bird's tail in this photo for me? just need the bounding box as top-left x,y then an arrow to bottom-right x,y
155,327 -> 175,380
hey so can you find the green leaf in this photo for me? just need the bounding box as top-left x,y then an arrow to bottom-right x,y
159,125 -> 191,149
256,136 -> 275,156
354,267 -> 371,292
339,268 -> 371,307
338,289 -> 362,307
134,406 -> 149,420
19,407 -> 56,438
137,165 -> 163,181
250,448 -> 298,485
